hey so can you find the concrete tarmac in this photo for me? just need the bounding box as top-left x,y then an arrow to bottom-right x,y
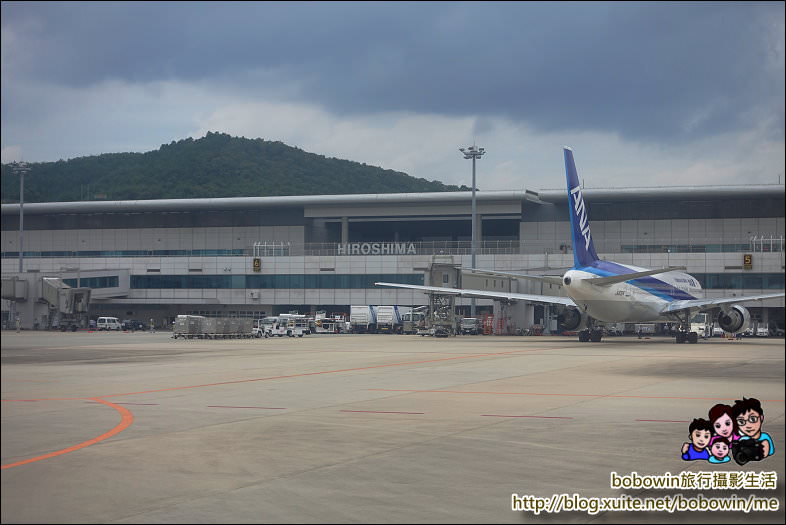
2,331 -> 784,523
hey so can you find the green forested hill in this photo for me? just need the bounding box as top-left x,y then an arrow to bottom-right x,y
0,132 -> 469,203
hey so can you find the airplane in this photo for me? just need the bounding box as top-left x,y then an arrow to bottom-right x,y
376,147 -> 785,344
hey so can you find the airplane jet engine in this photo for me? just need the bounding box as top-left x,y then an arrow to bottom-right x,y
717,305 -> 751,334
557,306 -> 588,332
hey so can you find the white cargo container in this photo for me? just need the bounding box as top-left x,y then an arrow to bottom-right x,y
634,323 -> 656,336
174,315 -> 254,339
173,315 -> 205,338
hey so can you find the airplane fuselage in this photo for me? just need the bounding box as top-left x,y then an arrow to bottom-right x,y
563,262 -> 702,322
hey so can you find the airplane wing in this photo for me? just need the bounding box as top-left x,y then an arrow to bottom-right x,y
587,266 -> 687,286
661,292 -> 785,314
374,282 -> 577,307
465,268 -> 564,287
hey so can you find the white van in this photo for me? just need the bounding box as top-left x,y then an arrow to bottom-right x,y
97,316 -> 121,331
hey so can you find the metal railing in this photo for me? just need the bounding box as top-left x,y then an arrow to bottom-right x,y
749,235 -> 785,253
301,240 -> 522,256
3,237 -> 783,260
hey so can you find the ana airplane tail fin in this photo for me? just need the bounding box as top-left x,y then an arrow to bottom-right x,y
564,147 -> 599,267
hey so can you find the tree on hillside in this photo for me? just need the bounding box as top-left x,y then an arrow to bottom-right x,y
0,133 -> 470,203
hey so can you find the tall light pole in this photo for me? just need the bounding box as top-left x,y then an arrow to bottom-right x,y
12,162 -> 31,273
459,144 -> 485,317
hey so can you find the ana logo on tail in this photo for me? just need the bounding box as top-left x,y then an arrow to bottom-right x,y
570,185 -> 592,250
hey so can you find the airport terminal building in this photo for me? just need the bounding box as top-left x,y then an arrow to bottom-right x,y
2,184 -> 784,332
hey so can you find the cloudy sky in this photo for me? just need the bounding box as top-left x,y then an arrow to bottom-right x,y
1,1 -> 784,191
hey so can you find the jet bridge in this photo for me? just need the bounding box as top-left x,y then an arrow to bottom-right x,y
2,275 -> 90,330
40,277 -> 91,331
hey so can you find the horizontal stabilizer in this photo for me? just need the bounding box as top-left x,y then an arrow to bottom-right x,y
587,266 -> 687,286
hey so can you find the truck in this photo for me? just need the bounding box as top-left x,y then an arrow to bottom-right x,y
402,308 -> 427,334
350,305 -> 377,333
689,313 -> 711,339
376,305 -> 410,333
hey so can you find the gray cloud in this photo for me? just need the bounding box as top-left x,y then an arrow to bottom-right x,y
1,1 -> 783,180
3,2 -> 783,145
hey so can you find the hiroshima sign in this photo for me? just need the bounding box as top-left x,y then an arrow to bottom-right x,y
337,242 -> 417,255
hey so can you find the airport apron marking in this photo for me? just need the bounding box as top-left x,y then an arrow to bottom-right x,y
0,344 -> 568,469
1,398 -> 133,470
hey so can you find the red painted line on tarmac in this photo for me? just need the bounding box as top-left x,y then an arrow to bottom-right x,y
1,344 -> 576,404
1,398 -> 134,470
207,405 -> 286,410
91,345 -> 569,400
635,419 -> 690,423
2,397 -> 86,402
481,414 -> 573,419
340,410 -> 424,415
368,389 -> 785,403
84,401 -> 159,406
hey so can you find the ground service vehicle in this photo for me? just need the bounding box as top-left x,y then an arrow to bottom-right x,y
312,312 -> 346,334
350,305 -> 377,333
284,314 -> 310,337
402,309 -> 426,334
97,316 -> 121,331
689,313 -> 711,338
460,317 -> 480,335
376,305 -> 409,333
122,319 -> 146,331
260,316 -> 287,337
252,319 -> 265,338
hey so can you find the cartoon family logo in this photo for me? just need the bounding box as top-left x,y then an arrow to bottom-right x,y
681,397 -> 775,465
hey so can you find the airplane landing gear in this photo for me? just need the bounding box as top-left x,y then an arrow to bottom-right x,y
575,315 -> 603,343
578,328 -> 603,342
676,331 -> 699,344
673,312 -> 699,344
